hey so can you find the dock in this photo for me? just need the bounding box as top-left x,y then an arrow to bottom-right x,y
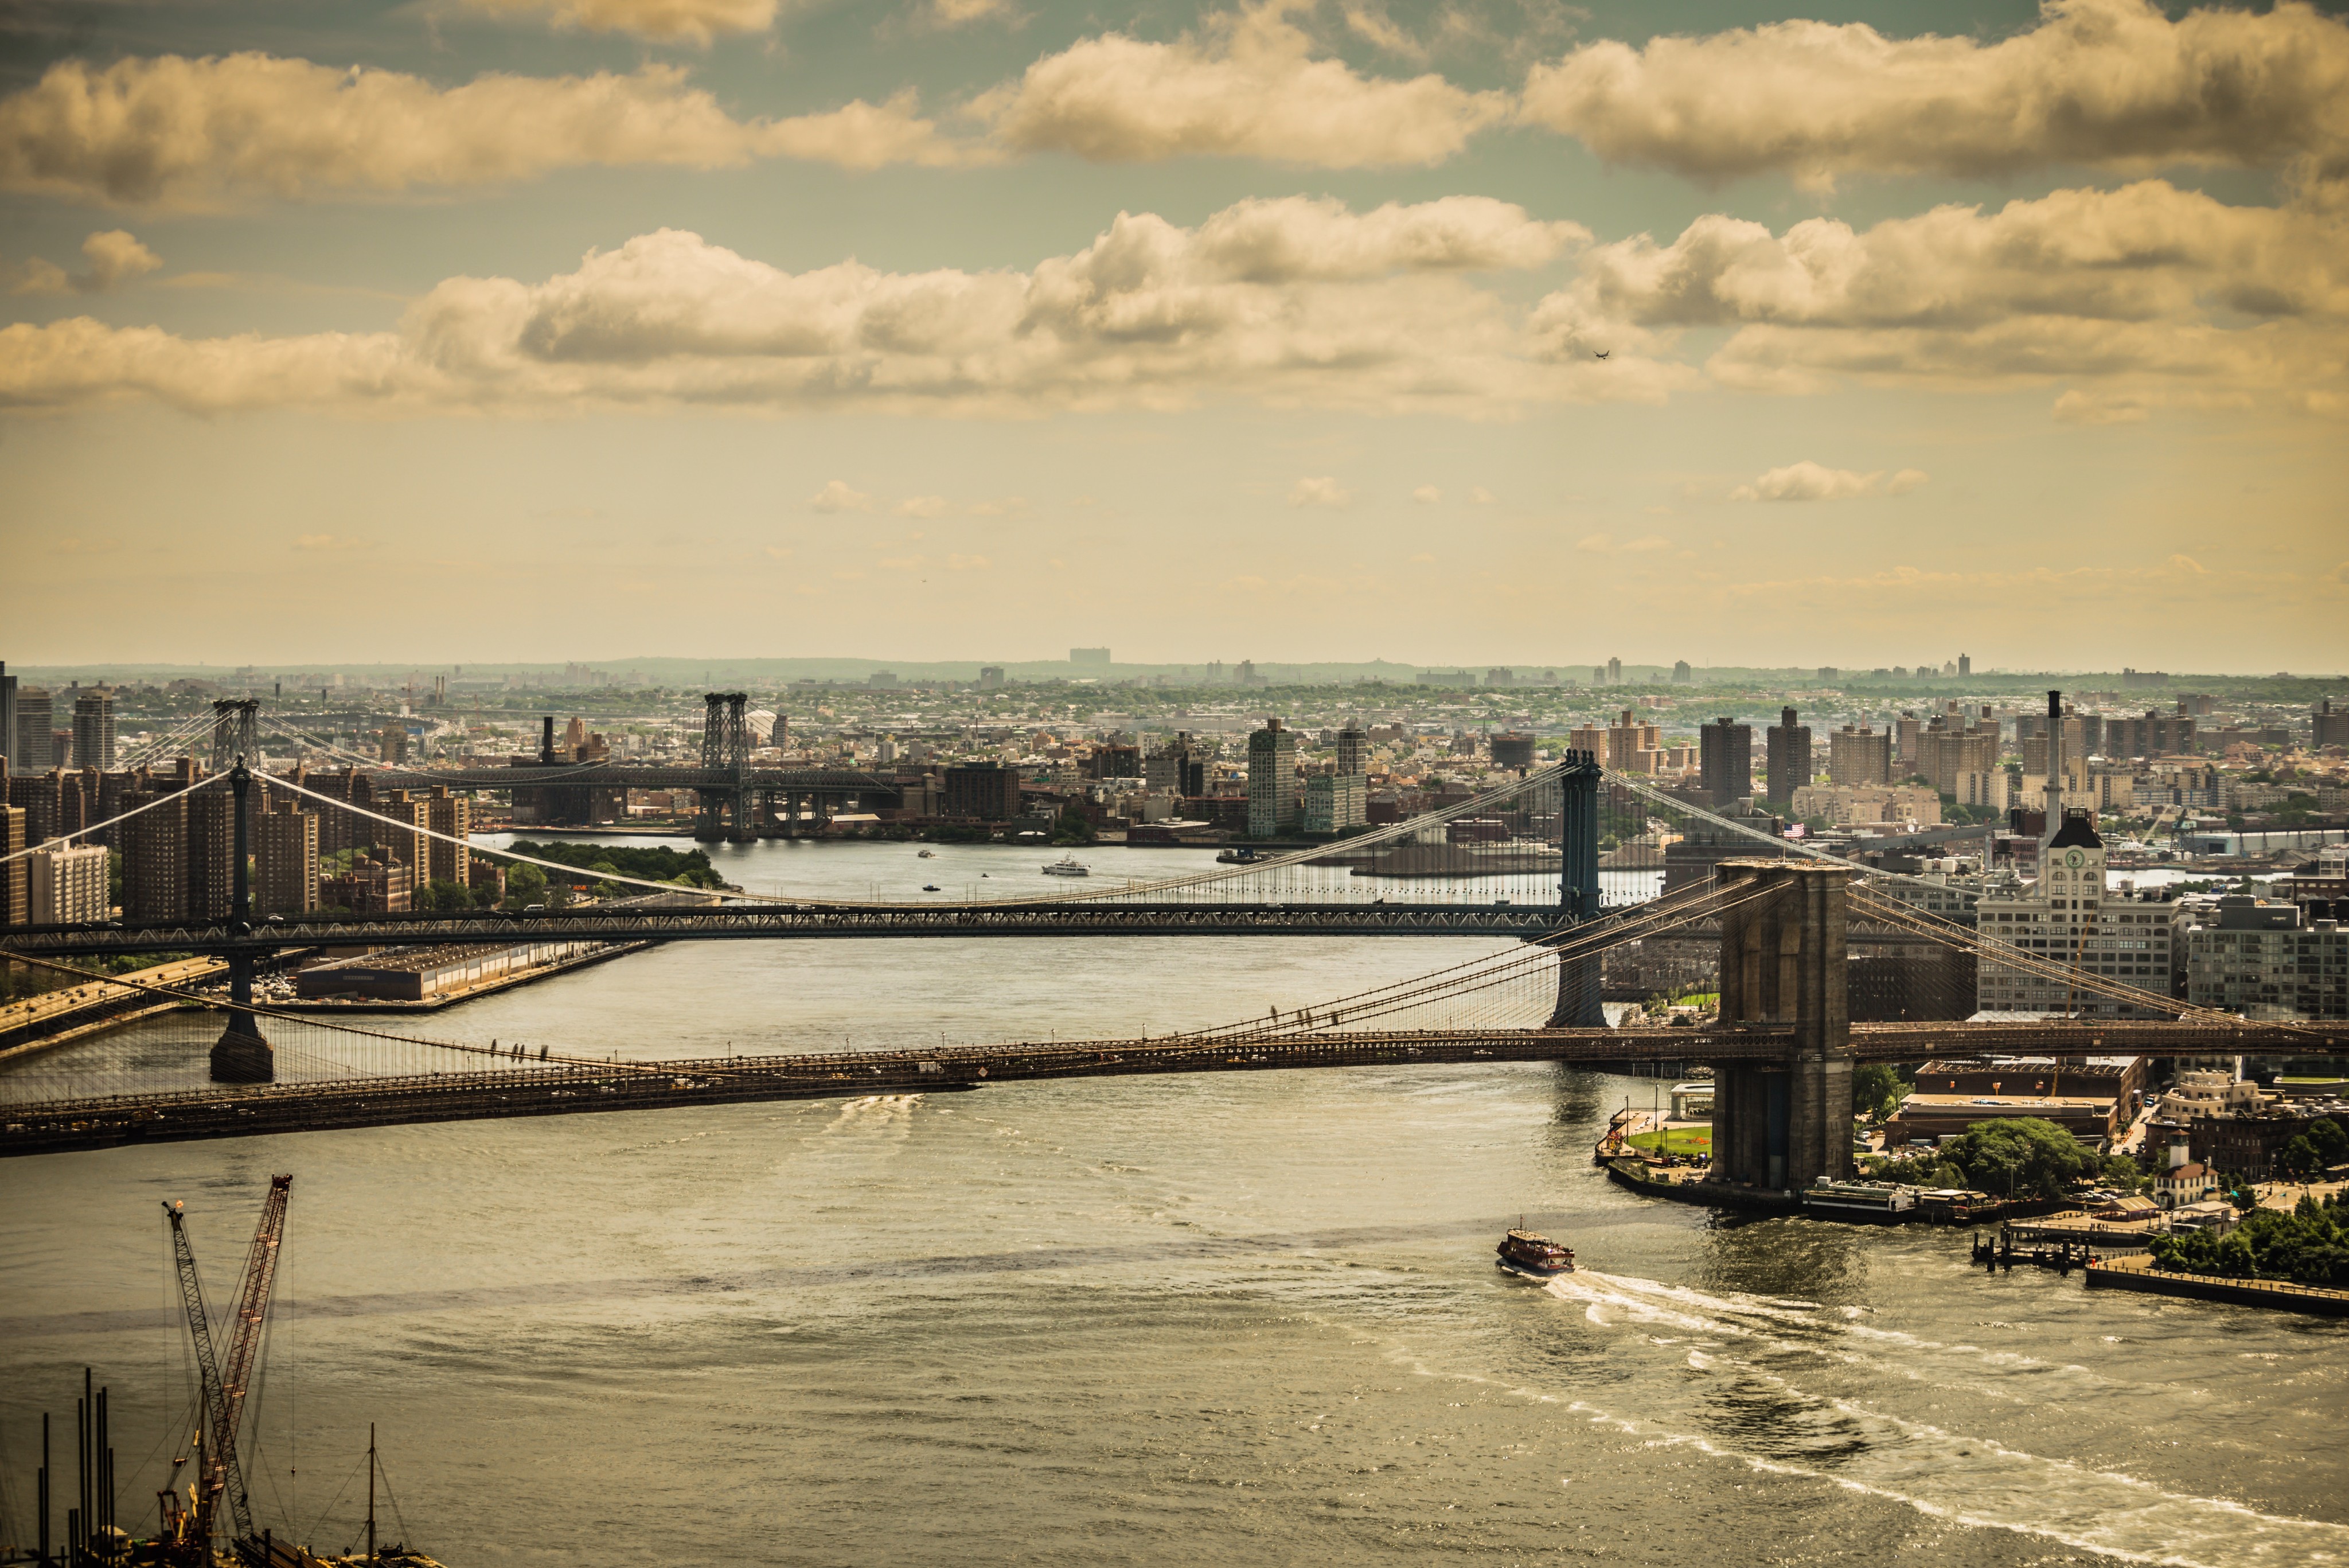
2084,1253 -> 2349,1317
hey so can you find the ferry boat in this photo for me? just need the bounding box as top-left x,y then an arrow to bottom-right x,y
1802,1179 -> 1919,1220
1495,1225 -> 1576,1278
1041,856 -> 1091,877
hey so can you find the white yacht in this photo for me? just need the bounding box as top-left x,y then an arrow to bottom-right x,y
1041,856 -> 1091,877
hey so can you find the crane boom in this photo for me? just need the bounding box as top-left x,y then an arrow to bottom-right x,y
160,1174 -> 292,1549
162,1199 -> 244,1550
216,1173 -> 293,1540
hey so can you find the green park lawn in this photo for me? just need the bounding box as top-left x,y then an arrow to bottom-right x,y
1628,1126 -> 1713,1157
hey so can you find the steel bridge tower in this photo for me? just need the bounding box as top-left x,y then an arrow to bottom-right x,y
694,693 -> 755,843
207,699 -> 259,777
1548,749 -> 1605,1027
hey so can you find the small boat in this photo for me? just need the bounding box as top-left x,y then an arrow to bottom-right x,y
921,884 -> 941,892
1496,1224 -> 1575,1278
917,849 -> 935,858
1041,856 -> 1091,877
1216,847 -> 1261,864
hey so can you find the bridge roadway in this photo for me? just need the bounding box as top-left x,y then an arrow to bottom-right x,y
4,1019 -> 2332,1158
0,901 -> 1573,959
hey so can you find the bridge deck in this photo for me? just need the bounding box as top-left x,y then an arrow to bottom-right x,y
5,1019 -> 2331,1159
0,902 -> 1574,957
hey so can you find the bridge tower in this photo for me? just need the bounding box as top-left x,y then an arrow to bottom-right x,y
207,699 -> 259,777
210,760 -> 274,1083
1547,749 -> 1605,1026
694,693 -> 754,843
1706,859 -> 1854,1192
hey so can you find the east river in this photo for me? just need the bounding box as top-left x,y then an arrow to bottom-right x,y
2,838 -> 2344,1566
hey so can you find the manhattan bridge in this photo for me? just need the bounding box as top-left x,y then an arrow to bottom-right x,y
1,697 -> 2331,1189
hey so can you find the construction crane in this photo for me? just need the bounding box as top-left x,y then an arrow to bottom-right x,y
162,1173 -> 294,1558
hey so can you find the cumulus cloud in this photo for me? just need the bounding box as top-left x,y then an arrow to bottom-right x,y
0,196 -> 1666,418
973,4 -> 1508,167
896,495 -> 950,517
1533,180 -> 2349,409
457,0 -> 779,45
808,479 -> 873,513
1728,462 -> 1928,501
1519,0 -> 2349,188
1290,475 -> 1351,507
1411,484 -> 1441,502
9,229 -> 161,295
0,55 -> 973,209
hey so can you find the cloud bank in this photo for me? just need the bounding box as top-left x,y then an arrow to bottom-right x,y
1534,180 -> 2349,413
0,55 -> 969,209
1,196 -> 1646,417
1520,0 -> 2349,187
5,186 -> 2339,420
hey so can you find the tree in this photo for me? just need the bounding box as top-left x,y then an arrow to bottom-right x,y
1853,1063 -> 1905,1122
2101,1152 -> 2143,1191
2309,1118 -> 2348,1170
2276,1135 -> 2323,1180
1048,804 -> 1097,846
504,863 -> 547,908
1939,1118 -> 2096,1199
420,879 -> 474,912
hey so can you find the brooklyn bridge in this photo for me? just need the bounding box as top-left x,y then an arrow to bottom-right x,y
2,704 -> 2334,1185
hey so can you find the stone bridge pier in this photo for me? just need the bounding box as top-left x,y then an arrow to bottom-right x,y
1707,859 -> 1855,1193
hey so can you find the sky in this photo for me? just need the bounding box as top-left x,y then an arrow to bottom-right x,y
1,0 -> 2345,673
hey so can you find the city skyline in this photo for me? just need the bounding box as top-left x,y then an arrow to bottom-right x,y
5,0 -> 2346,666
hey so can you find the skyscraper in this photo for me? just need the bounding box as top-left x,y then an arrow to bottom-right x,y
1336,726 -> 1369,778
1246,719 -> 1297,838
122,778 -> 190,922
13,688 -> 54,771
72,689 -> 115,772
1606,657 -> 1622,685
253,799 -> 319,915
0,662 -> 16,770
1766,715 -> 1813,809
187,782 -> 237,920
1699,717 -> 1752,805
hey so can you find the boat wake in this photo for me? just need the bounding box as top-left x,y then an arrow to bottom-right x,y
1541,1270 -> 2347,1568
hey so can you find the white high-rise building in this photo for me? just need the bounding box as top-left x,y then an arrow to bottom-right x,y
28,840 -> 110,924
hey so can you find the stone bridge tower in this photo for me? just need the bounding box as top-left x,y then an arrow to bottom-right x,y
1708,858 -> 1855,1192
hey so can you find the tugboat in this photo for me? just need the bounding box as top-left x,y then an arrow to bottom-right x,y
1495,1222 -> 1576,1278
921,883 -> 941,892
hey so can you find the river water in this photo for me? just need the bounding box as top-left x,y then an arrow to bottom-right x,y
3,840 -> 2343,1566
